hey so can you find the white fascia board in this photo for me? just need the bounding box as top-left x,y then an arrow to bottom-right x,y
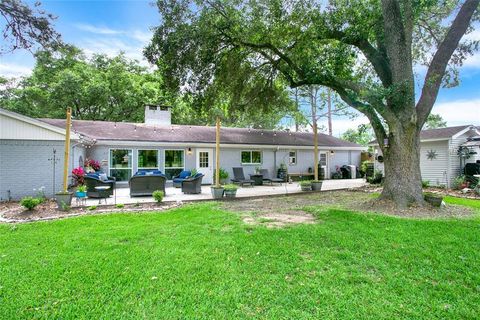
95,140 -> 366,151
0,108 -> 80,140
452,125 -> 476,139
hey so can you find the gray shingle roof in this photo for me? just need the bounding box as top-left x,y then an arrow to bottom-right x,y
368,125 -> 478,145
40,118 -> 362,148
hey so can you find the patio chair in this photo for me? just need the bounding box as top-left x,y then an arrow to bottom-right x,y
181,173 -> 204,194
84,173 -> 116,198
129,172 -> 166,196
231,167 -> 254,187
259,169 -> 283,185
172,170 -> 192,188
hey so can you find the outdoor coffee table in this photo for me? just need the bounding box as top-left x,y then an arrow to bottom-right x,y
249,174 -> 263,186
94,186 -> 110,204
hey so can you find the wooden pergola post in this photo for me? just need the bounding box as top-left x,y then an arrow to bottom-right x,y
215,117 -> 221,187
313,121 -> 319,181
62,107 -> 72,192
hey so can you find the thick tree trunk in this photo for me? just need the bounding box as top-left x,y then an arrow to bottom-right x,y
380,124 -> 424,208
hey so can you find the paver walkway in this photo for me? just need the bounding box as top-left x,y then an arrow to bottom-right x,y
81,179 -> 367,206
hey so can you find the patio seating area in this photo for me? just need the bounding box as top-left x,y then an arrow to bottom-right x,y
80,179 -> 367,206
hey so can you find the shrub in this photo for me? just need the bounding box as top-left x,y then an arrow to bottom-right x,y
87,205 -> 97,211
116,204 -> 125,209
223,184 -> 238,191
214,168 -> 229,180
422,180 -> 430,188
299,180 -> 312,186
34,186 -> 47,202
452,175 -> 467,190
20,197 -> 42,210
152,190 -> 164,203
76,185 -> 87,192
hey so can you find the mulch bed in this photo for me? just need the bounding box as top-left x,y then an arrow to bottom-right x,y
0,199 -> 182,223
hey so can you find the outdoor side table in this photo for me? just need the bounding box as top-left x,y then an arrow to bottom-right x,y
249,174 -> 263,186
94,186 -> 111,204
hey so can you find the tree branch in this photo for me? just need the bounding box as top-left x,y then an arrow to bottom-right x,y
416,0 -> 480,126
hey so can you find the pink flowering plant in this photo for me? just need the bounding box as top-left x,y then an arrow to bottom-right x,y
84,158 -> 101,172
72,166 -> 85,186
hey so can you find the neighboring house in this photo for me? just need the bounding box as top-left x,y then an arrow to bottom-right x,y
369,125 -> 480,188
1,106 -> 364,200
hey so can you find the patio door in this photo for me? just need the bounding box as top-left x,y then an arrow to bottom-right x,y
196,148 -> 213,184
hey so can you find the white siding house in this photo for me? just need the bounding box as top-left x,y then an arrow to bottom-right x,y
370,125 -> 480,188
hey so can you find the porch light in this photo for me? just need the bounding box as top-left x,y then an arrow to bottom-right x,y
187,147 -> 192,155
383,138 -> 389,147
330,150 -> 335,155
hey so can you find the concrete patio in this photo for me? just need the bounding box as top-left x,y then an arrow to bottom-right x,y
79,179 -> 367,206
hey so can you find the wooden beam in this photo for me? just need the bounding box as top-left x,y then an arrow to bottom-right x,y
62,107 -> 72,193
215,117 -> 221,187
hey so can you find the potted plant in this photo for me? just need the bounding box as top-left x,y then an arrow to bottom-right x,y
224,184 -> 239,198
277,162 -> 288,182
424,192 -> 444,207
299,180 -> 312,191
215,168 -> 229,184
311,180 -> 323,191
75,185 -> 87,198
55,191 -> 73,210
211,185 -> 225,199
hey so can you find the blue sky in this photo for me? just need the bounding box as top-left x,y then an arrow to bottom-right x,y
1,0 -> 479,135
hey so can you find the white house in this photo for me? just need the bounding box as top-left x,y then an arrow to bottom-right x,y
370,125 -> 480,188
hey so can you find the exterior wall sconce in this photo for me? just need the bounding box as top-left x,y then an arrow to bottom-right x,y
187,147 -> 192,155
330,150 -> 335,155
383,138 -> 389,147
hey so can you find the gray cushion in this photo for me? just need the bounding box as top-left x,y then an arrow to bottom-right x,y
99,173 -> 108,181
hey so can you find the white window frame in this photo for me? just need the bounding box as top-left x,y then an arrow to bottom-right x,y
241,150 -> 262,165
164,149 -> 185,179
137,149 -> 159,170
108,148 -> 133,181
288,151 -> 297,165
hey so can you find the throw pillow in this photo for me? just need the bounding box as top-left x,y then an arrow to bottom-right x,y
99,173 -> 108,181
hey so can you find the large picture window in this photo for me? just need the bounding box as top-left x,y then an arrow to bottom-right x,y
109,149 -> 132,181
241,150 -> 262,165
164,149 -> 184,179
138,150 -> 158,169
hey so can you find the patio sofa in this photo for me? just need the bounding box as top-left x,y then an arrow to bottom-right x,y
129,170 -> 167,196
181,173 -> 204,194
172,170 -> 192,188
84,172 -> 116,198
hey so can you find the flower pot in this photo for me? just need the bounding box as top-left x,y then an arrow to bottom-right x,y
300,185 -> 312,191
211,187 -> 224,199
55,192 -> 73,210
75,191 -> 87,198
424,194 -> 443,207
224,189 -> 237,198
311,181 -> 323,191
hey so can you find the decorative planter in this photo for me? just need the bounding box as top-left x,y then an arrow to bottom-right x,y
424,194 -> 443,207
55,192 -> 73,210
211,187 -> 224,199
311,181 -> 323,191
224,189 -> 237,198
300,184 -> 312,192
75,191 -> 87,198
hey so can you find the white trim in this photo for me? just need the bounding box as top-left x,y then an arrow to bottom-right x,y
0,108 -> 80,139
452,125 -> 477,139
94,140 -> 365,151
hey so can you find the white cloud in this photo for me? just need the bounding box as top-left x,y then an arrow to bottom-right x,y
432,99 -> 480,126
74,23 -> 123,35
0,63 -> 32,78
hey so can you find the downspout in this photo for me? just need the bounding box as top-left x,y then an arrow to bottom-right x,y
446,138 -> 451,189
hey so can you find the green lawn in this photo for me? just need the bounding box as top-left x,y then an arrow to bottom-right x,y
1,201 -> 479,319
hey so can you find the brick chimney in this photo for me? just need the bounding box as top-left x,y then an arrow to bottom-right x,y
144,105 -> 171,126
